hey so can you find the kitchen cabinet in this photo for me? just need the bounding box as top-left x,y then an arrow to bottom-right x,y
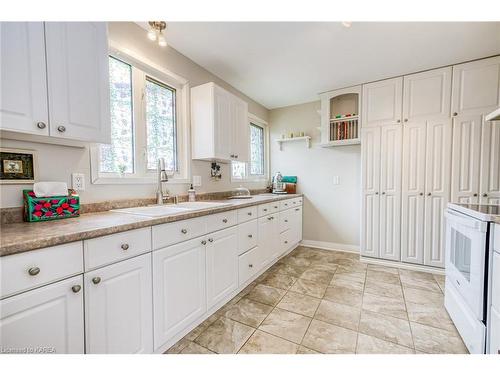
84,253 -> 153,354
290,206 -> 303,247
362,77 -> 403,127
480,120 -> 500,205
258,213 -> 280,268
0,22 -> 49,135
153,237 -> 206,350
206,227 -> 239,309
191,82 -> 249,163
0,275 -> 84,354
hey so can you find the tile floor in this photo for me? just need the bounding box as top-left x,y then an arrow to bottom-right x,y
165,246 -> 468,354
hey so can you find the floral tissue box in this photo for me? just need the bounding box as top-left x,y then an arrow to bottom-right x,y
23,189 -> 80,222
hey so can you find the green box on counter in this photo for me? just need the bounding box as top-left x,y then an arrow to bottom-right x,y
23,189 -> 80,222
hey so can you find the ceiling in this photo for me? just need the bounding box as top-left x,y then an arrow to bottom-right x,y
139,22 -> 500,109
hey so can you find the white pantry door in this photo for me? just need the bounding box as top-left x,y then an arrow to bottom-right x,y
480,120 -> 500,205
0,22 -> 49,135
362,77 -> 403,127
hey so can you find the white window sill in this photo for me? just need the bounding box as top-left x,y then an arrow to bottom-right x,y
92,176 -> 190,185
231,176 -> 269,183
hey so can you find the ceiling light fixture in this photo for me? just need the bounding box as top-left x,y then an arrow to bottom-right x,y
342,21 -> 352,28
147,21 -> 167,47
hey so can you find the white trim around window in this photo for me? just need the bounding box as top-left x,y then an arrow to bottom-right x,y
90,41 -> 191,185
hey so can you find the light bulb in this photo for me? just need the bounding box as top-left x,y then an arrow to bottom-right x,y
158,34 -> 167,47
147,29 -> 157,41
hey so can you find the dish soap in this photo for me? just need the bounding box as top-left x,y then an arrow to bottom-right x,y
188,184 -> 196,202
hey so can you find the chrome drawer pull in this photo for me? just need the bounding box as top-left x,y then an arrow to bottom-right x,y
285,241 -> 288,244
92,277 -> 101,285
181,228 -> 188,234
28,267 -> 40,276
247,212 -> 252,216
57,125 -> 66,133
285,220 -> 288,223
121,243 -> 129,250
36,121 -> 46,129
295,208 -> 300,211
248,264 -> 253,268
201,240 -> 207,245
248,234 -> 253,238
71,285 -> 81,293
208,238 -> 214,242
222,218 -> 228,223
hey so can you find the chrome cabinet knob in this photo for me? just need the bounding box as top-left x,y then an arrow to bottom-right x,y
36,121 -> 46,129
92,277 -> 101,285
483,193 -> 488,197
397,119 -> 401,123
121,243 -> 129,250
284,240 -> 288,244
419,192 -> 424,196
181,228 -> 188,234
453,112 -> 458,116
235,155 -> 238,159
404,119 -> 408,122
375,192 -> 379,195
247,212 -> 252,216
201,240 -> 207,245
295,208 -> 300,211
248,234 -> 253,238
427,193 -> 431,196
208,238 -> 214,242
473,193 -> 478,197
263,208 -> 267,212
381,192 -> 386,195
57,125 -> 66,133
248,264 -> 253,268
274,206 -> 278,209
222,218 -> 228,223
71,285 -> 81,293
284,219 -> 288,223
28,267 -> 40,276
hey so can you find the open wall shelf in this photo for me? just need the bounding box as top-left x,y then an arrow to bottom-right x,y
276,136 -> 311,151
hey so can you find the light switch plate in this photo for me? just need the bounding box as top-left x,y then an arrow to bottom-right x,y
192,175 -> 202,187
72,173 -> 85,191
333,176 -> 340,185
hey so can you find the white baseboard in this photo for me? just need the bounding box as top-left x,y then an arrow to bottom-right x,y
299,240 -> 359,254
360,256 -> 445,275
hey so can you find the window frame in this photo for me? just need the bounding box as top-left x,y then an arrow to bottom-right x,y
90,42 -> 190,185
231,113 -> 269,182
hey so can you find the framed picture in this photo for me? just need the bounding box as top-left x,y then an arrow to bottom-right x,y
0,148 -> 37,184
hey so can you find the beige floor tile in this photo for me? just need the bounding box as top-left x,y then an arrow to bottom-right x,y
300,268 -> 335,284
362,293 -> 408,320
366,269 -> 401,285
434,274 -> 445,292
403,287 -> 444,307
259,308 -> 311,344
289,278 -> 328,298
364,279 -> 404,299
297,345 -> 320,354
271,262 -> 308,278
302,319 -> 357,354
356,333 -> 415,354
183,314 -> 219,341
399,270 -> 442,293
261,272 -> 297,290
406,302 -> 456,332
314,300 -> 361,331
330,274 -> 365,291
410,322 -> 468,354
238,330 -> 298,354
277,291 -> 321,317
358,310 -> 413,348
335,268 -> 367,281
165,337 -> 191,354
323,285 -> 363,307
224,298 -> 273,328
179,342 -> 215,354
367,264 -> 400,275
246,284 -> 287,306
237,282 -> 257,298
281,255 -> 312,268
310,263 -> 338,273
195,317 -> 255,354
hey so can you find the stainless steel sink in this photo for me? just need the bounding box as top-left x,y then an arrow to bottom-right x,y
111,201 -> 233,217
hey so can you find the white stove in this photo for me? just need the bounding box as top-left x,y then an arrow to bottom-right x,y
444,203 -> 499,354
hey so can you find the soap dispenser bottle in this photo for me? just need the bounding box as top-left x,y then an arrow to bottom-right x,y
188,184 -> 196,202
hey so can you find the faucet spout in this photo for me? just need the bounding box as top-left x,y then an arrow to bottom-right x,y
156,158 -> 169,204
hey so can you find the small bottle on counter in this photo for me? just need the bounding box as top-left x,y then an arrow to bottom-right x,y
188,184 -> 196,202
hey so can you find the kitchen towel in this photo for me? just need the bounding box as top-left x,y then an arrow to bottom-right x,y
33,182 -> 68,198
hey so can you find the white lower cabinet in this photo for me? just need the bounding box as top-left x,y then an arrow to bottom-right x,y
258,214 -> 279,268
290,206 -> 303,246
153,237 -> 206,350
0,275 -> 84,354
84,253 -> 153,354
238,246 -> 261,286
206,227 -> 239,310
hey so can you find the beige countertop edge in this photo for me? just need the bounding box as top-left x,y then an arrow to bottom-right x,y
0,194 -> 302,257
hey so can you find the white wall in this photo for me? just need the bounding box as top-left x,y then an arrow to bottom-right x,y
269,101 -> 361,250
0,22 -> 269,209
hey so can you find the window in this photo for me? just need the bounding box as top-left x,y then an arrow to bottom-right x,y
92,52 -> 188,184
231,118 -> 268,181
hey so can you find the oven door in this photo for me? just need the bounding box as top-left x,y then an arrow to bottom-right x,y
444,209 -> 488,319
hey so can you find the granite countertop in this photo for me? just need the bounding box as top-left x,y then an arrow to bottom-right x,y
0,194 -> 302,257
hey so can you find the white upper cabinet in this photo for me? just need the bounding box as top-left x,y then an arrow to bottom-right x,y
452,56 -> 500,116
191,82 -> 249,163
0,22 -> 49,135
480,121 -> 500,205
362,77 -> 403,126
45,22 -> 110,143
403,67 -> 452,122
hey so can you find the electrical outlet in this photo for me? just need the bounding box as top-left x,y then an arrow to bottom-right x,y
72,173 -> 85,191
333,176 -> 340,185
192,175 -> 202,187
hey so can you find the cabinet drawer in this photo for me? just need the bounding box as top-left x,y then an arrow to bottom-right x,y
206,210 -> 237,233
280,229 -> 293,255
237,206 -> 257,223
279,199 -> 294,211
258,203 -> 271,217
238,219 -> 258,255
268,201 -> 280,214
291,197 -> 303,206
84,227 -> 151,271
239,246 -> 261,286
492,252 -> 500,310
279,209 -> 293,233
152,216 -> 207,250
1,242 -> 83,299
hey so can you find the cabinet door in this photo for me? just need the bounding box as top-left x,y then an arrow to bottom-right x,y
480,120 -> 500,205
401,122 -> 426,264
403,67 -> 452,122
361,127 -> 381,258
258,215 -> 274,268
451,115 -> 482,203
452,56 -> 500,116
213,86 -> 232,160
362,77 -> 403,126
291,206 -> 303,246
379,125 -> 402,261
85,254 -> 153,354
232,97 -> 249,162
0,22 -> 49,135
45,22 -> 110,143
153,238 -> 206,350
0,275 -> 84,354
424,119 -> 452,268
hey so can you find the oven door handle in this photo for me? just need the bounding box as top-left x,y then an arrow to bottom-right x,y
444,211 -> 487,232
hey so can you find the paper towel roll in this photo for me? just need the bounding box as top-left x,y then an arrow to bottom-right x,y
33,182 -> 68,197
